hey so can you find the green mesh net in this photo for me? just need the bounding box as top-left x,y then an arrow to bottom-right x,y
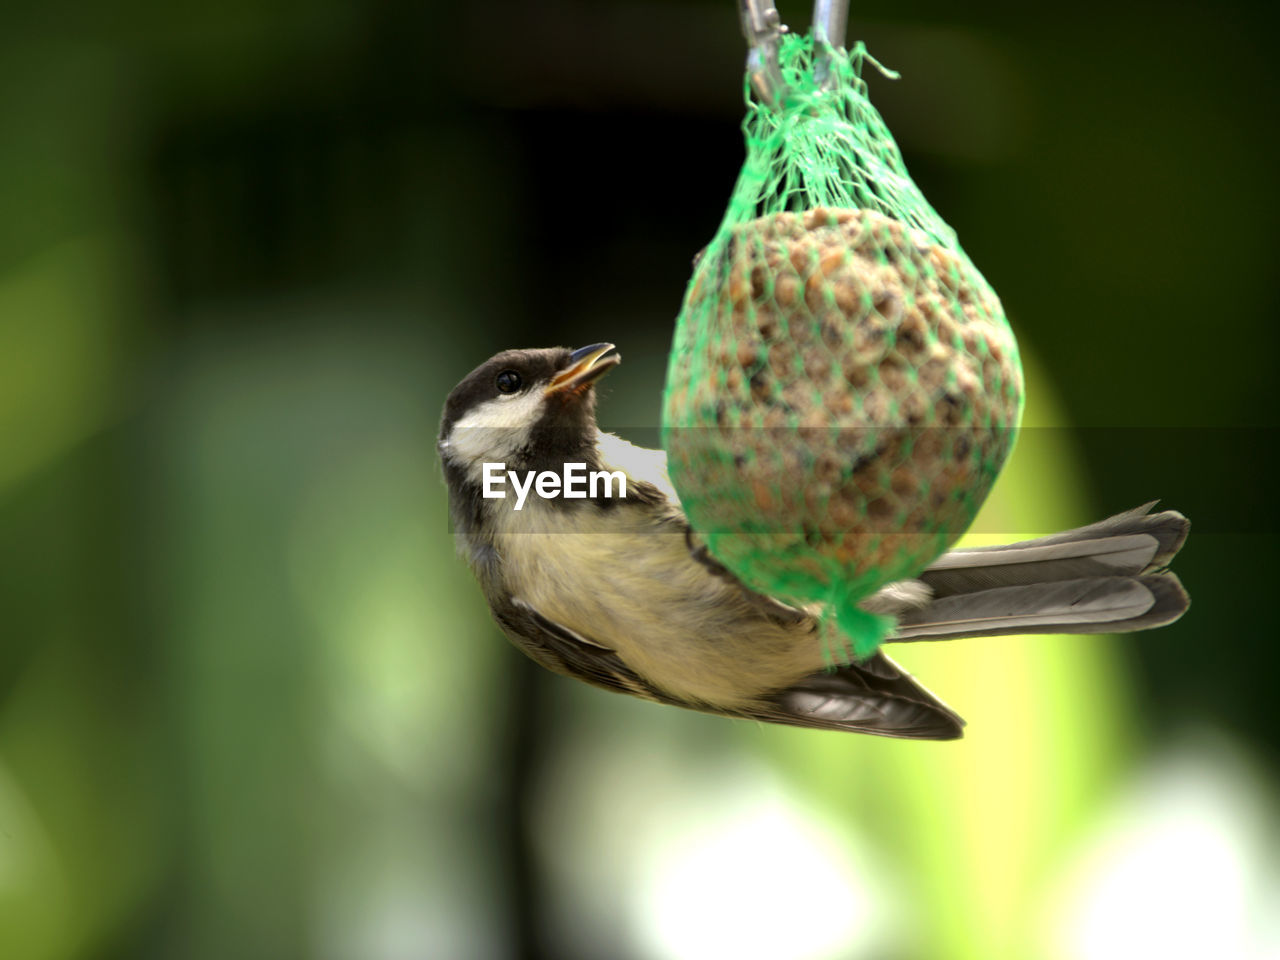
661,33 -> 1024,660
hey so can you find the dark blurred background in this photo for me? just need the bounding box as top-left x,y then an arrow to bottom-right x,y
1,2 -> 1277,958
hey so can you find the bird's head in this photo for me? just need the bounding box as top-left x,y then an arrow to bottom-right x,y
438,343 -> 620,482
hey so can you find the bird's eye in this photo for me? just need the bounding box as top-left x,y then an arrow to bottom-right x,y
495,370 -> 523,394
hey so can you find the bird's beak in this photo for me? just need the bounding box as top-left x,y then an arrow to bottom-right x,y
546,343 -> 620,396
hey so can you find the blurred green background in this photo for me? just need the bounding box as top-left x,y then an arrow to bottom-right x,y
1,1 -> 1277,958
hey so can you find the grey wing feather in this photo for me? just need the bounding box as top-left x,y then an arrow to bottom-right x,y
886,503 -> 1190,642
754,652 -> 965,739
919,502 -> 1188,596
894,573 -> 1188,640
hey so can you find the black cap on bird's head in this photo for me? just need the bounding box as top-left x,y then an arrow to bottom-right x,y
438,344 -> 620,473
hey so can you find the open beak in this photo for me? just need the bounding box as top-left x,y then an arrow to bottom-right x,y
546,343 -> 620,396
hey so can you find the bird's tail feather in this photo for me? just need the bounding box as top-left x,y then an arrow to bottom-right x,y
887,502 -> 1190,642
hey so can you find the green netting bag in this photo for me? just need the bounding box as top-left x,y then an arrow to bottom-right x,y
661,31 -> 1024,659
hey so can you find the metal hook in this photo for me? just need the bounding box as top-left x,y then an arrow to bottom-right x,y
738,0 -> 786,104
812,0 -> 850,50
812,0 -> 850,91
738,0 -> 850,105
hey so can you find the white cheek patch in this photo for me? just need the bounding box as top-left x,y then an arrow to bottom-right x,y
444,390 -> 545,481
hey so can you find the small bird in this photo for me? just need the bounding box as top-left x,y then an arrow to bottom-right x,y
438,344 -> 1189,739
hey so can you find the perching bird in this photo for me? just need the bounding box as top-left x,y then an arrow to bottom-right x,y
438,344 -> 1189,739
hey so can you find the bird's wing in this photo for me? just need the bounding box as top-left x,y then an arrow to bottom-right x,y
496,597 -> 963,739
746,652 -> 966,739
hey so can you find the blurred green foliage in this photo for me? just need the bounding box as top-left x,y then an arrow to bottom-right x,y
1,2 -> 1277,958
